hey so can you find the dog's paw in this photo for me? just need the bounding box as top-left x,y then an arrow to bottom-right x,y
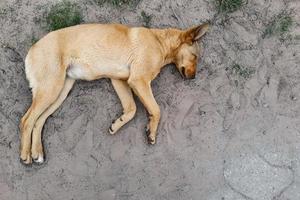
109,124 -> 116,135
145,125 -> 156,145
31,144 -> 45,164
145,124 -> 150,135
109,119 -> 117,135
20,153 -> 32,165
147,135 -> 156,145
32,153 -> 44,164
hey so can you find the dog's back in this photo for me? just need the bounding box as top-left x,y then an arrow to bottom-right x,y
26,24 -> 138,86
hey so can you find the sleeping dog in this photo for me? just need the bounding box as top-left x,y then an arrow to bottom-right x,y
20,23 -> 209,164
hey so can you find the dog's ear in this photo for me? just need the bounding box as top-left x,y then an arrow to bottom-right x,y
181,23 -> 209,44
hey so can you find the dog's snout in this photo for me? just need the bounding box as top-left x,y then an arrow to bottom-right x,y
186,68 -> 196,79
180,67 -> 196,79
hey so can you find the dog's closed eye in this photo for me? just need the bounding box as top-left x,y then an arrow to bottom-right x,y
191,53 -> 198,60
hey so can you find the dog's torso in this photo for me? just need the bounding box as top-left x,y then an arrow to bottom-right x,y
27,24 -> 167,83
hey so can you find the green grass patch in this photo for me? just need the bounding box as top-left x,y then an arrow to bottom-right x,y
216,0 -> 245,13
228,64 -> 255,79
263,14 -> 293,38
140,11 -> 152,27
46,1 -> 83,31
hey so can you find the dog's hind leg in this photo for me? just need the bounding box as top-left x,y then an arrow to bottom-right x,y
31,77 -> 75,164
20,52 -> 67,164
128,79 -> 160,144
109,79 -> 136,135
20,78 -> 65,164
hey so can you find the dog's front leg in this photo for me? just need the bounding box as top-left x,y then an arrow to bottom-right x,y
128,79 -> 160,144
109,79 -> 137,134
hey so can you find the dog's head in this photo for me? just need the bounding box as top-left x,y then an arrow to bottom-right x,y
174,23 -> 209,79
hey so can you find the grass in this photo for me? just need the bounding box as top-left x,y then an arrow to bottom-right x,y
216,0 -> 245,13
93,0 -> 141,8
140,11 -> 152,27
31,35 -> 39,45
263,13 -> 293,38
46,1 -> 83,31
228,64 -> 255,79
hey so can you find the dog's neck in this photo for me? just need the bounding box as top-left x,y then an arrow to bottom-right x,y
150,28 -> 183,66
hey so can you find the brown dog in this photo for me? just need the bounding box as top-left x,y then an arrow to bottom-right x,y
20,23 -> 209,164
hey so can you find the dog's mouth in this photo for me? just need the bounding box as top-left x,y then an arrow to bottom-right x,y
181,67 -> 186,78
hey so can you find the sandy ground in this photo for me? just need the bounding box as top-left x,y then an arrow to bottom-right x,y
0,0 -> 300,199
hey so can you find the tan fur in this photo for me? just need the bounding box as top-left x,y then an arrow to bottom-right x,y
20,23 -> 209,164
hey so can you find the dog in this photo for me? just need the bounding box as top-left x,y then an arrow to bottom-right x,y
19,23 -> 209,164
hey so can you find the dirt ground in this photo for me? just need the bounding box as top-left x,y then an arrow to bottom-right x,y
0,0 -> 299,199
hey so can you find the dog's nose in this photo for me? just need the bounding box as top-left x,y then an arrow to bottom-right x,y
190,74 -> 196,79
